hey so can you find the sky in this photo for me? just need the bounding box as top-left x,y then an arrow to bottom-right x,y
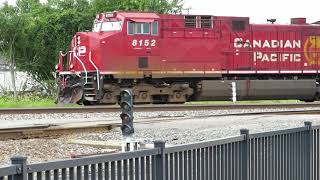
183,0 -> 320,24
0,0 -> 319,24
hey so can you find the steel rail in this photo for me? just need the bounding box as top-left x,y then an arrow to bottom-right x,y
0,102 -> 320,114
0,108 -> 320,140
0,123 -> 118,141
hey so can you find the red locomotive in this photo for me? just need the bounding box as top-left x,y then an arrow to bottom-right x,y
56,11 -> 320,105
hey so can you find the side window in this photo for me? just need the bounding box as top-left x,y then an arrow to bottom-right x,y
135,23 -> 143,34
151,21 -> 158,35
185,16 -> 197,28
142,23 -> 150,34
201,16 -> 212,28
232,20 -> 245,31
128,22 -> 134,35
128,21 -> 154,35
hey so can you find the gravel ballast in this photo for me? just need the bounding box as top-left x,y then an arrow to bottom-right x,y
1,108 -> 320,165
0,107 -> 319,128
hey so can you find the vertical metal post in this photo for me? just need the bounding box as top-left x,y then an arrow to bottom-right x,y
154,141 -> 166,180
11,156 -> 27,180
304,121 -> 312,180
240,129 -> 249,180
231,82 -> 237,103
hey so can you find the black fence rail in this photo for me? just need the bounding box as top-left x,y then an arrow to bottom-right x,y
1,121 -> 319,180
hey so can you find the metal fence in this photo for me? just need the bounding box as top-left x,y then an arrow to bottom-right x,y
1,121 -> 319,180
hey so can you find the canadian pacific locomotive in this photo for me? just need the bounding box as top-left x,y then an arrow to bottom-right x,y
56,11 -> 320,105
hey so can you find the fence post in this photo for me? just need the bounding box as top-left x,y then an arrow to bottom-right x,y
304,121 -> 312,180
11,156 -> 27,180
154,141 -> 166,180
240,129 -> 249,180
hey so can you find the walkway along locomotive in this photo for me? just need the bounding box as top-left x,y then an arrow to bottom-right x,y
55,12 -> 320,105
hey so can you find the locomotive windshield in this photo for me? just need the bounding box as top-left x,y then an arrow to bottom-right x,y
93,20 -> 122,32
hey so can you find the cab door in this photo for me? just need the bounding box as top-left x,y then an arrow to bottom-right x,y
125,19 -> 161,73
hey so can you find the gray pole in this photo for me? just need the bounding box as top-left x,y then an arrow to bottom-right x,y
154,141 -> 166,180
304,121 -> 312,180
11,156 -> 27,180
240,129 -> 249,180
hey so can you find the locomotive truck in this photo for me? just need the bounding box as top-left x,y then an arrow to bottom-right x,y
55,11 -> 320,105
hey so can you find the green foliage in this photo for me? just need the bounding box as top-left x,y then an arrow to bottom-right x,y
0,0 -> 184,84
0,93 -> 83,107
0,94 -> 55,108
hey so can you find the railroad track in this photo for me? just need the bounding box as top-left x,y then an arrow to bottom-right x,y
1,108 -> 320,140
0,102 -> 320,114
0,123 -> 118,140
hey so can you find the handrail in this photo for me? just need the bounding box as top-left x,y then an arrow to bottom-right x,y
0,165 -> 20,177
27,149 -> 159,173
164,135 -> 244,154
60,51 -> 67,57
58,51 -> 64,71
72,52 -> 88,85
89,51 -> 100,91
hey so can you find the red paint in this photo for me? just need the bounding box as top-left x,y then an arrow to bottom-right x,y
57,12 -> 320,75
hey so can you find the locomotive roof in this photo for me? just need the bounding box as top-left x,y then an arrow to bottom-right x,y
99,11 -> 253,22
117,12 -> 160,19
101,11 -> 317,26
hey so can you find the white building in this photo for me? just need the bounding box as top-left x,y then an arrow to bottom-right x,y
0,58 -> 37,93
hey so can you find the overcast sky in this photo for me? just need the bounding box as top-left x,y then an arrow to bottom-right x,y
0,0 -> 319,24
183,0 -> 320,24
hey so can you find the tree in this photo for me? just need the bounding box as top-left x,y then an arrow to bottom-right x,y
0,0 -> 184,96
0,3 -> 30,99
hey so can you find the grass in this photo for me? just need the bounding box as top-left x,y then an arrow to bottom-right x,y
0,95 -> 79,108
0,95 -> 303,108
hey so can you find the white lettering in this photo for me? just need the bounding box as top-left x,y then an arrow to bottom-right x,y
151,40 -> 156,47
282,54 -> 289,61
253,40 -> 261,48
132,39 -> 156,47
271,40 -> 279,48
77,46 -> 86,56
144,39 -> 150,46
293,40 -> 301,48
243,40 -> 251,48
252,52 -> 301,62
233,38 -> 301,49
262,40 -> 271,48
270,54 -> 277,61
132,40 -> 137,46
234,38 -> 243,48
233,38 -> 302,63
294,54 -> 301,62
279,40 -> 283,48
284,40 -> 292,48
261,54 -> 270,61
254,51 -> 262,62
